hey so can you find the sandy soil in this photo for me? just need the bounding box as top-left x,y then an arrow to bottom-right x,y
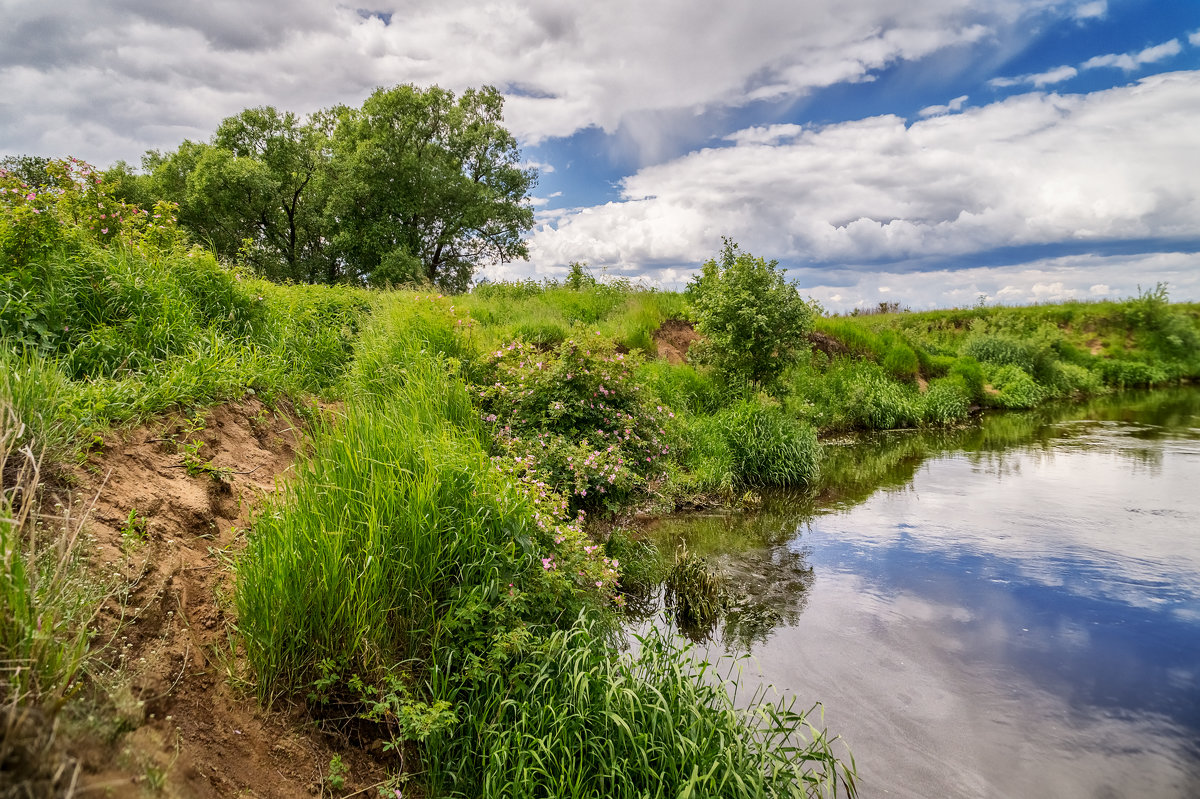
58,400 -> 387,798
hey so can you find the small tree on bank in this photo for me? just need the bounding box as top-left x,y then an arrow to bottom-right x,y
687,240 -> 817,388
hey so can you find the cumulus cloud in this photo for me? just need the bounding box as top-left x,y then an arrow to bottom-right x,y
1189,30 -> 1200,47
989,65 -> 1078,88
1,0 -> 1071,164
1082,39 -> 1182,71
524,72 -> 1200,288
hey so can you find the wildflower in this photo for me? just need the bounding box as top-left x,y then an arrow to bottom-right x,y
101,227 -> 108,234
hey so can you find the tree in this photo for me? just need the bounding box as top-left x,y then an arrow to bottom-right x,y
326,85 -> 536,291
686,240 -> 817,388
143,108 -> 332,283
0,155 -> 51,188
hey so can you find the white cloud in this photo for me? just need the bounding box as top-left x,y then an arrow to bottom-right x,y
1083,39 -> 1182,71
918,95 -> 969,117
0,0 -> 1070,165
522,72 -> 1200,291
723,125 -> 806,146
1189,30 -> 1200,47
989,65 -> 1077,88
1072,1 -> 1106,21
790,252 -> 1200,312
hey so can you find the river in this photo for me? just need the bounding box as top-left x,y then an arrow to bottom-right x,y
639,388 -> 1200,799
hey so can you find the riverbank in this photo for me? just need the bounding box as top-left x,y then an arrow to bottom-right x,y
4,183 -> 1198,794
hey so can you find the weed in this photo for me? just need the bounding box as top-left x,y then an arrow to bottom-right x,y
120,508 -> 149,546
326,754 -> 349,794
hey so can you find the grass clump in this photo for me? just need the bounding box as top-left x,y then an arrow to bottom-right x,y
425,618 -> 856,799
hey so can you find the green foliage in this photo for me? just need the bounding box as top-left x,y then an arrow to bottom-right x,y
790,359 -> 922,432
987,364 -> 1046,409
603,528 -> 664,595
424,617 -> 856,799
665,548 -> 725,632
921,378 -> 971,425
327,85 -> 535,291
235,370 -> 615,700
473,338 -> 670,510
143,107 -> 334,283
948,357 -> 986,403
961,332 -> 1035,373
880,340 -> 920,382
717,400 -> 821,487
0,405 -> 100,709
688,241 -> 816,388
638,361 -> 725,415
326,754 -> 349,793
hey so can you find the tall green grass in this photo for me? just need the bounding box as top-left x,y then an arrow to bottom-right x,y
426,618 -> 855,799
1,238 -> 371,456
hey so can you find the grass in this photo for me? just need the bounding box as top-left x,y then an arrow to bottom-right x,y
424,617 -> 856,799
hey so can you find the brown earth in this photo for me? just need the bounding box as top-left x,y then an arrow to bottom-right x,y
57,400 -> 387,798
653,319 -> 698,364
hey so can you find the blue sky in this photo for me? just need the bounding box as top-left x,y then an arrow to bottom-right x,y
2,0 -> 1198,308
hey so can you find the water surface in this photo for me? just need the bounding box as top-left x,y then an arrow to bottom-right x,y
642,389 -> 1200,799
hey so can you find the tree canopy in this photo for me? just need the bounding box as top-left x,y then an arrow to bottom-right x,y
110,84 -> 535,290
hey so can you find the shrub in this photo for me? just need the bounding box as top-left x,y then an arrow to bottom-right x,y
1094,358 -> 1169,388
881,341 -> 920,382
474,338 -> 670,510
638,361 -> 725,415
425,618 -> 856,799
948,356 -> 986,403
792,359 -> 922,432
687,240 -> 817,388
961,333 -> 1034,373
988,364 -> 1046,409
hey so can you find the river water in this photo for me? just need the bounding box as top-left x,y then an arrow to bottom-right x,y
640,389 -> 1200,799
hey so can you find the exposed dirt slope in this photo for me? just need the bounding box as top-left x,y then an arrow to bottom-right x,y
65,400 -> 384,798
653,319 -> 698,364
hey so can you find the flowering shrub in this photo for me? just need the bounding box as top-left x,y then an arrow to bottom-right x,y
0,157 -> 182,266
475,338 -> 672,510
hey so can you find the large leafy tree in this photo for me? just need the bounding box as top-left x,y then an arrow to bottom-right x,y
326,84 -> 536,291
141,108 -> 332,283
687,240 -> 817,388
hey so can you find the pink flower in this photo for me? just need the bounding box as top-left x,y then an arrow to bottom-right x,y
101,227 -> 108,234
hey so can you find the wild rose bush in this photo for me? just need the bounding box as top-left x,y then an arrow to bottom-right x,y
475,338 -> 672,511
1,157 -> 181,266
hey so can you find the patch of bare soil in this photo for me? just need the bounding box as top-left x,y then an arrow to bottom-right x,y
62,400 -> 386,798
653,319 -> 698,365
1087,338 -> 1105,356
806,331 -> 849,359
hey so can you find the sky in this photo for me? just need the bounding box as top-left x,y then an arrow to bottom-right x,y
2,0 -> 1199,310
